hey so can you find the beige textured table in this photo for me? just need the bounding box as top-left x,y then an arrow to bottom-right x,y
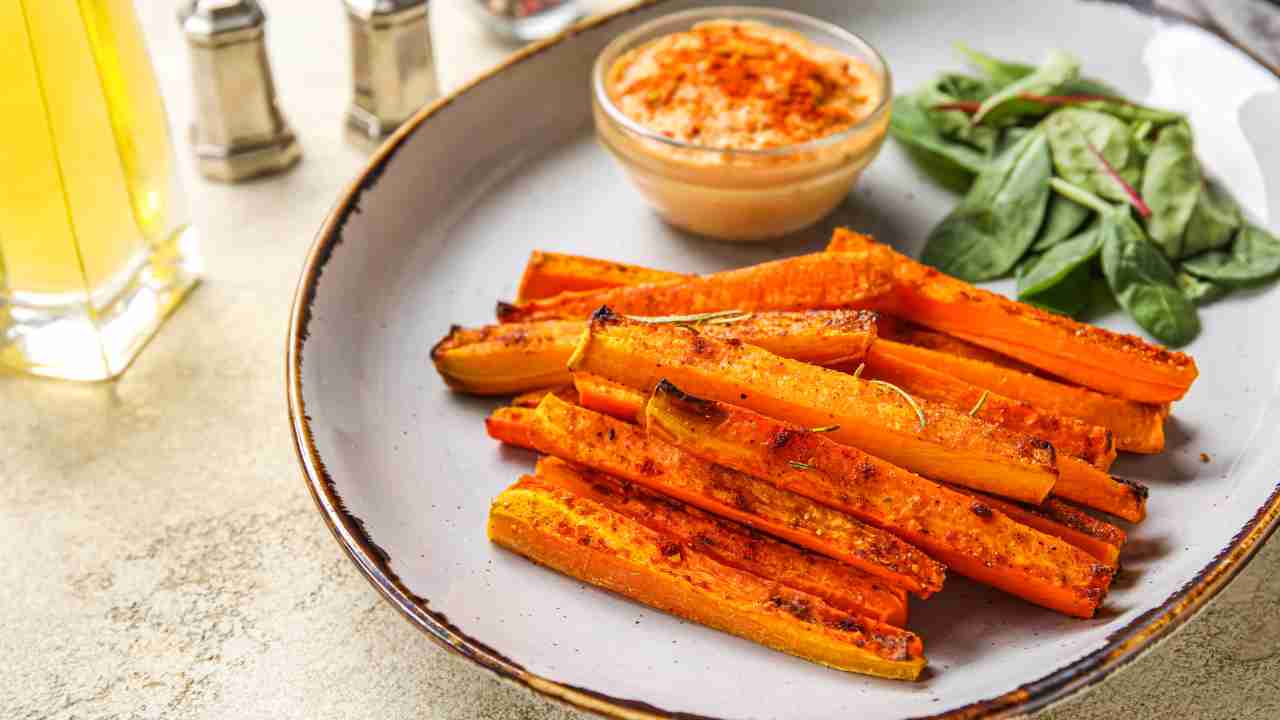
3,2 -> 1279,718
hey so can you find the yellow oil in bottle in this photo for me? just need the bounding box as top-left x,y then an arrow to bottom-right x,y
0,0 -> 199,380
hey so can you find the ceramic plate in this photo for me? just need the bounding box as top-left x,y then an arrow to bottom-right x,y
288,2 -> 1280,717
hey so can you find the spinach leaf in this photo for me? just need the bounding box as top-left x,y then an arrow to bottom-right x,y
1100,210 -> 1200,346
1142,122 -> 1200,257
890,95 -> 991,177
1018,259 -> 1094,317
1034,193 -> 1092,251
973,50 -> 1080,124
1044,108 -> 1142,205
922,128 -> 1053,281
955,44 -> 1034,88
1069,99 -> 1184,126
1019,222 -> 1102,296
1181,224 -> 1280,286
916,74 -> 999,154
1180,178 -> 1241,258
1176,271 -> 1230,305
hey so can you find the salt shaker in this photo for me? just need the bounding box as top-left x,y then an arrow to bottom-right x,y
178,0 -> 302,182
344,0 -> 439,142
470,0 -> 582,42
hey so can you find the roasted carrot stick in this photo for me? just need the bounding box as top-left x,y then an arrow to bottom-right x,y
956,489 -> 1125,567
826,230 -> 1199,404
511,385 -> 577,408
1052,463 -> 1147,523
485,406 -> 537,450
871,337 -> 1167,454
527,394 -> 946,596
878,319 -> 1041,373
434,310 -> 878,395
516,250 -> 688,302
860,341 -> 1116,469
574,372 -> 645,422
569,309 -> 1059,504
644,383 -> 1114,618
497,249 -> 897,323
534,456 -> 910,625
489,478 -> 927,679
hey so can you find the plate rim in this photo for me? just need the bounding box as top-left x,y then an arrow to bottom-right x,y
286,2 -> 1280,717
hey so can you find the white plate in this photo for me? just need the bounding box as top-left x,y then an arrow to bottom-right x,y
288,2 -> 1280,717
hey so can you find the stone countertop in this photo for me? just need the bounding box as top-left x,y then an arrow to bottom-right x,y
3,1 -> 1278,718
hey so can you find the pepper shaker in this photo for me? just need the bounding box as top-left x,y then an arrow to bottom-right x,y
178,0 -> 301,182
344,0 -> 439,142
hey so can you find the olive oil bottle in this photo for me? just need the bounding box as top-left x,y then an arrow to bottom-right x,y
1,0 -> 200,381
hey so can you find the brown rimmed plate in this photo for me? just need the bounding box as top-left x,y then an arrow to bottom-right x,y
288,1 -> 1280,717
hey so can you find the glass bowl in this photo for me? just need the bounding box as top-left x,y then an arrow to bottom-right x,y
591,6 -> 892,242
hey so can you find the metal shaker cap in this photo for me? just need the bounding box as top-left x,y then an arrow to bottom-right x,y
345,0 -> 439,142
179,0 -> 301,182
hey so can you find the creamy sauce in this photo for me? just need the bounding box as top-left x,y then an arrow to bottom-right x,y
606,20 -> 881,150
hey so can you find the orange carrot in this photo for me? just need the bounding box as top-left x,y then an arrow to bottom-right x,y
644,382 -> 1114,618
490,477 -> 926,679
497,249 -> 897,323
534,456 -> 910,626
870,337 -> 1167,454
574,372 -> 645,422
527,394 -> 947,597
569,309 -> 1059,504
485,406 -> 537,450
956,489 -> 1125,567
860,341 -> 1116,469
826,230 -> 1198,403
516,250 -> 688,302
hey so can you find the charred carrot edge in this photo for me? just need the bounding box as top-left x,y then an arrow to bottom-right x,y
956,489 -> 1124,567
515,250 -> 689,302
431,321 -> 584,395
534,457 -> 910,626
878,318 -> 1042,373
497,248 -> 898,323
436,310 -> 878,396
871,338 -> 1167,454
1054,460 -> 1148,523
527,394 -> 947,597
511,385 -> 577,408
570,308 -> 1059,505
860,341 -> 1116,469
485,406 -> 537,450
574,372 -> 645,422
644,383 -> 1113,619
489,479 -> 926,679
825,231 -> 1198,403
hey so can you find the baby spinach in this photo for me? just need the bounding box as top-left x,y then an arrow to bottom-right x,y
973,50 -> 1080,124
1181,224 -> 1280,286
1180,179 -> 1241,258
1044,108 -> 1142,205
1142,122 -> 1200,257
1018,259 -> 1094,317
1034,193 -> 1092,251
922,128 -> 1053,281
956,44 -> 1034,88
917,74 -> 999,154
1018,222 -> 1102,296
1100,209 -> 1200,346
1176,271 -> 1230,305
889,95 -> 991,177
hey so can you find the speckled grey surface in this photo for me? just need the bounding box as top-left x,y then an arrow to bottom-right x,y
3,2 -> 1278,718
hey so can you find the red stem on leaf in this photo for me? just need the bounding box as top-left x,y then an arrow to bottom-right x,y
1085,141 -> 1151,218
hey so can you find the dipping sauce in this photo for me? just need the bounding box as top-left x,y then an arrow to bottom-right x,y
592,12 -> 890,241
606,20 -> 882,150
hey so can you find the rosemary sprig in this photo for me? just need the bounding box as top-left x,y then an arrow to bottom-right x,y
851,363 -> 866,379
788,460 -> 815,471
622,310 -> 750,325
869,379 -> 927,432
810,424 -> 841,433
968,390 -> 990,417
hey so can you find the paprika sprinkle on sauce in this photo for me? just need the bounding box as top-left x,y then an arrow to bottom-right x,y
606,20 -> 881,150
